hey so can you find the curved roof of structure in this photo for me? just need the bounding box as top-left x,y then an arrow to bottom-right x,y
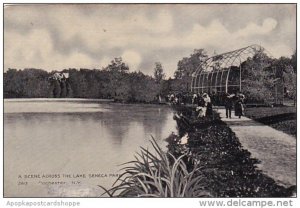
193,44 -> 272,76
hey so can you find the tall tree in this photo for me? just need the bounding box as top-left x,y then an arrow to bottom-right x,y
174,49 -> 208,79
153,62 -> 165,83
172,49 -> 208,92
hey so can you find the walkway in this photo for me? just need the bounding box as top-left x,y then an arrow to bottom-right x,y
216,109 -> 296,188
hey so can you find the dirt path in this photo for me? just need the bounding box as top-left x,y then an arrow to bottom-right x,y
217,109 -> 296,187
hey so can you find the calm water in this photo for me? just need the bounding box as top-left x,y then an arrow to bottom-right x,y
4,99 -> 177,197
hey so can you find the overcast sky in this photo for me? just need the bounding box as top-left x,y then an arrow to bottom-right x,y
4,4 -> 296,78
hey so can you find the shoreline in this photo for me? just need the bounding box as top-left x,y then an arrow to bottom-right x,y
3,98 -> 169,107
4,98 -> 115,102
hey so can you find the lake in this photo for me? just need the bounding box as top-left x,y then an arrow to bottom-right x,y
4,99 -> 177,197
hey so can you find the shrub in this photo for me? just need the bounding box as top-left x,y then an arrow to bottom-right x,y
100,138 -> 210,197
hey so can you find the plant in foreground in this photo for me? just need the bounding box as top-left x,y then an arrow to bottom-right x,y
99,137 -> 210,197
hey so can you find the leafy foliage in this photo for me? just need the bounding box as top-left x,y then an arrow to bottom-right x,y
4,64 -> 160,103
4,68 -> 51,98
174,49 -> 208,79
105,57 -> 129,73
172,49 -> 208,93
100,138 -> 210,197
239,52 -> 296,104
241,53 -> 277,103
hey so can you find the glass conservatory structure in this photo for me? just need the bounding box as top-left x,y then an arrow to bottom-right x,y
191,44 -> 271,94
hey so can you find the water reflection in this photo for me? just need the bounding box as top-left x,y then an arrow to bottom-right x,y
4,100 -> 177,197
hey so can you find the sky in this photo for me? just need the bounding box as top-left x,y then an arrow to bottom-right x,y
4,4 -> 296,78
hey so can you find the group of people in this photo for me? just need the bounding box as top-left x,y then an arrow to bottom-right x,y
192,91 -> 246,119
167,93 -> 192,105
192,93 -> 213,118
167,91 -> 246,119
224,93 -> 245,119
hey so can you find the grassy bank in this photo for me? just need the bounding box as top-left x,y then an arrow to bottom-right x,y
170,106 -> 295,197
244,107 -> 296,137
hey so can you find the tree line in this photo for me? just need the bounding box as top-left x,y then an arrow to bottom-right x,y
4,57 -> 171,103
4,49 -> 296,104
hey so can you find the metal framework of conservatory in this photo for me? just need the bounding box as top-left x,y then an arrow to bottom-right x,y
191,44 -> 271,94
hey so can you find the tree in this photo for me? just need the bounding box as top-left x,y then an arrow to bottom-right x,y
68,69 -> 89,98
60,81 -> 67,97
153,62 -> 165,83
4,68 -> 51,98
4,68 -> 23,98
241,53 -> 277,103
105,57 -> 129,73
283,66 -> 296,102
128,72 -> 158,103
290,50 -> 297,73
52,80 -> 61,98
174,49 -> 208,79
173,49 -> 208,93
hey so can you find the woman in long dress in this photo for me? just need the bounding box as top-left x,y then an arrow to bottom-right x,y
203,93 -> 212,117
235,101 -> 242,118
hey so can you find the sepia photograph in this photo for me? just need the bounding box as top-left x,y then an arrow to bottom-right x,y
3,3 -> 296,199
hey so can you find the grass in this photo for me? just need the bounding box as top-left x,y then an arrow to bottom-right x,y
99,137 -> 210,197
245,106 -> 296,136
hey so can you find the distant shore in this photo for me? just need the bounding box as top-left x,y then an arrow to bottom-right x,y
3,98 -> 169,107
4,98 -> 115,102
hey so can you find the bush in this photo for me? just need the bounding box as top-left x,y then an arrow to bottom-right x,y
100,138 -> 210,197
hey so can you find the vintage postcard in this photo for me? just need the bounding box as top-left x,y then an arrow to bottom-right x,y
3,3 -> 296,199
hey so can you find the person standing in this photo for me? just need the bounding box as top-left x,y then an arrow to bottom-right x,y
234,97 -> 244,118
224,93 -> 233,118
203,93 -> 212,117
192,93 -> 198,105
